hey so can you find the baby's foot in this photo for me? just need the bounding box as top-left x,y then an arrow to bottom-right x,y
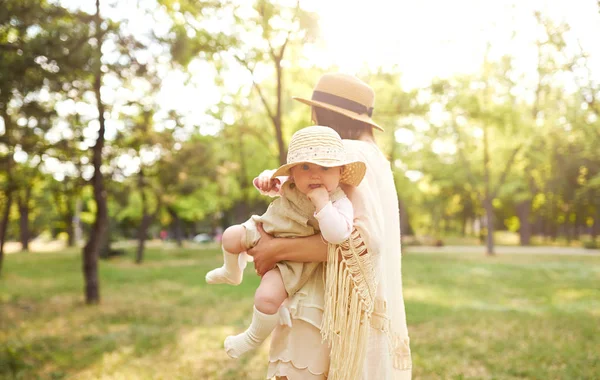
205,267 -> 242,285
205,250 -> 248,285
224,307 -> 278,358
224,331 -> 263,358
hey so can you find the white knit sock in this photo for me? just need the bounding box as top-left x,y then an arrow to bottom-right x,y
224,306 -> 279,358
205,247 -> 244,285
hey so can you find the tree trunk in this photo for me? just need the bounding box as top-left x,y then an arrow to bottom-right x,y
517,199 -> 532,246
136,172 -> 150,264
168,208 -> 183,247
66,215 -> 75,247
274,59 -> 286,165
398,197 -> 414,236
82,0 -> 107,305
549,210 -> 558,241
18,203 -> 30,251
482,125 -> 495,255
573,212 -> 581,241
483,198 -> 495,255
74,198 -> 83,245
65,197 -> 75,247
0,106 -> 12,274
564,217 -> 571,244
593,208 -> 599,240
18,191 -> 31,251
136,215 -> 151,264
0,192 -> 14,276
236,127 -> 251,216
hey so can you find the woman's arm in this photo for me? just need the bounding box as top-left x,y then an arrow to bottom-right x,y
247,223 -> 328,276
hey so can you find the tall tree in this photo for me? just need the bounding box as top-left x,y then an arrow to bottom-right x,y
0,0 -> 92,272
82,0 -> 108,304
233,0 -> 319,164
0,157 -> 14,274
12,102 -> 54,251
163,0 -> 319,165
117,109 -> 170,263
108,18 -> 172,262
430,58 -> 526,255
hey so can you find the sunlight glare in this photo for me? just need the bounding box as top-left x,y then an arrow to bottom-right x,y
304,0 -> 600,89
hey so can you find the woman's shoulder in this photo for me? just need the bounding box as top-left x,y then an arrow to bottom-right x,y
342,139 -> 385,162
342,139 -> 368,149
343,139 -> 371,155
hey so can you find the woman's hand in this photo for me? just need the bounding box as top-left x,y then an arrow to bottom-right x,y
247,223 -> 279,276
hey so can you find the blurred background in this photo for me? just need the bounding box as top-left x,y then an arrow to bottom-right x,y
1,0 -> 599,379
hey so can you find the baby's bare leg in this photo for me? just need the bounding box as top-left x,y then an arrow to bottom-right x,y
205,225 -> 248,285
255,267 -> 288,314
224,267 -> 286,358
221,225 -> 247,253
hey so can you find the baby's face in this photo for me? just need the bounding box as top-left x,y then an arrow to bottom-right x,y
291,163 -> 342,194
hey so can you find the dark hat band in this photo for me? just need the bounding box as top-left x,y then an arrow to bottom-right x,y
312,90 -> 374,117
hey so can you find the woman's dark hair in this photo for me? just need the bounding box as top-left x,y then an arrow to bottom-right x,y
313,107 -> 374,140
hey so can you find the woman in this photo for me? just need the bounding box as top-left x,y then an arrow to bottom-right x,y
248,73 -> 412,380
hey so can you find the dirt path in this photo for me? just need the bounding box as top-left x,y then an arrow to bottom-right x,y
4,240 -> 68,254
405,245 -> 600,256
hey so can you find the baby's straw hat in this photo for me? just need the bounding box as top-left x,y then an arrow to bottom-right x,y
271,126 -> 367,187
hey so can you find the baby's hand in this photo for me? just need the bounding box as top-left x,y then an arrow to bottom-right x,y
254,170 -> 279,193
306,186 -> 330,211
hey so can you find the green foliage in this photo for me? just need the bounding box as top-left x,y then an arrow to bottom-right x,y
0,0 -> 598,251
157,0 -> 235,68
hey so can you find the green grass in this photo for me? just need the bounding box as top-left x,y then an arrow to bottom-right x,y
1,246 -> 599,379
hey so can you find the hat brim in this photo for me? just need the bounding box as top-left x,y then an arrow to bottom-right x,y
271,159 -> 367,188
293,97 -> 384,132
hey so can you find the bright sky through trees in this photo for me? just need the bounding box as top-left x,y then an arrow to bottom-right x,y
56,0 -> 600,125
47,0 -> 599,178
304,0 -> 600,89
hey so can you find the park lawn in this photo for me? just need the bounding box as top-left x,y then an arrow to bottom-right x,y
1,246 -> 599,379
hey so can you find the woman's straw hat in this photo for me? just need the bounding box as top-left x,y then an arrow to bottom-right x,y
293,73 -> 384,131
271,126 -> 366,187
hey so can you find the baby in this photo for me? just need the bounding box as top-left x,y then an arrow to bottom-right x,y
205,125 -> 366,358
